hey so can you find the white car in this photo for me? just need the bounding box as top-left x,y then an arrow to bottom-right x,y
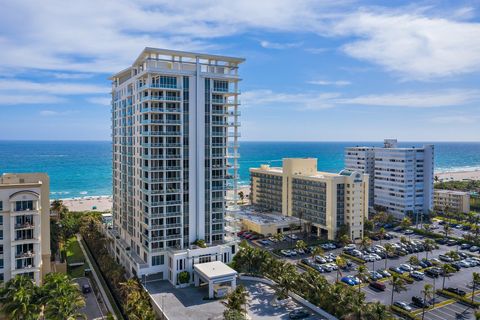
400,264 -> 413,271
459,260 -> 472,268
371,253 -> 382,260
344,244 -> 356,250
315,256 -> 327,264
281,250 -> 291,257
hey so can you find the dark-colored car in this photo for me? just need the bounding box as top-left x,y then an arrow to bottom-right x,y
446,287 -> 467,296
389,266 -> 404,274
449,262 -> 461,271
369,281 -> 386,291
425,268 -> 440,278
289,309 -> 310,319
447,239 -> 457,246
412,296 -> 430,308
82,283 -> 92,294
436,238 -> 448,245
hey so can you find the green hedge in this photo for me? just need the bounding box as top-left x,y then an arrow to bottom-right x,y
389,305 -> 418,320
436,289 -> 480,308
340,253 -> 365,264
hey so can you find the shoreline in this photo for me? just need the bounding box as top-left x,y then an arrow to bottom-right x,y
435,169 -> 480,182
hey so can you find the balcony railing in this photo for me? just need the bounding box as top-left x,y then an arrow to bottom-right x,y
15,223 -> 35,230
139,83 -> 181,90
140,95 -> 181,102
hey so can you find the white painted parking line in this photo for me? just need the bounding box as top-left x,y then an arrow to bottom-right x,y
424,311 -> 447,320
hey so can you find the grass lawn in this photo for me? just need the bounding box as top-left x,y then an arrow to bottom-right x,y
66,236 -> 86,278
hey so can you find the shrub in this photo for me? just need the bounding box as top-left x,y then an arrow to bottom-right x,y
437,289 -> 480,308
389,305 -> 417,320
178,271 -> 190,284
340,253 -> 365,264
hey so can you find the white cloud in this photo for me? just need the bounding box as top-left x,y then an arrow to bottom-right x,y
87,97 -> 111,106
308,80 -> 351,86
40,109 -> 78,116
0,94 -> 64,105
430,115 -> 478,124
52,73 -> 94,79
337,90 -> 480,108
259,40 -> 302,49
243,89 -> 339,110
243,88 -> 480,110
0,80 -> 108,95
331,10 -> 480,79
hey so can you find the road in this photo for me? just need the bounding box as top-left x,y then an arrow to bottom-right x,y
74,277 -> 104,320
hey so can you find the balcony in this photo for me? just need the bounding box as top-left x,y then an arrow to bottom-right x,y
141,119 -> 181,125
140,95 -> 181,102
15,251 -> 35,259
14,222 -> 35,230
142,131 -> 181,136
141,107 -> 181,113
141,142 -> 182,148
138,83 -> 181,90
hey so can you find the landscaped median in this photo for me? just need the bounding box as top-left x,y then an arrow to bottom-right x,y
389,305 -> 418,320
65,236 -> 86,278
436,289 -> 480,308
340,252 -> 365,264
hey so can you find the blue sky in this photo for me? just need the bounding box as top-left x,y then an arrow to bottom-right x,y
0,0 -> 479,141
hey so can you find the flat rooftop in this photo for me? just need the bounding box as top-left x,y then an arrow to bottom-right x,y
237,208 -> 300,226
435,189 -> 470,196
194,261 -> 237,280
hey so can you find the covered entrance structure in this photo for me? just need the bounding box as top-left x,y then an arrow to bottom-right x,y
193,261 -> 237,299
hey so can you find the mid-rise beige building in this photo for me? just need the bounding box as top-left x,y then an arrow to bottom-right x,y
0,173 -> 51,284
434,189 -> 470,214
250,158 -> 369,240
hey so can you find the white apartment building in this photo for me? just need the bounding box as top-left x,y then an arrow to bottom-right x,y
108,48 -> 243,285
250,158 -> 369,240
0,173 -> 51,285
345,139 -> 434,218
434,189 -> 470,214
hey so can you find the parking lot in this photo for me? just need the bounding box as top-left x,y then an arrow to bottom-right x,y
246,228 -> 480,319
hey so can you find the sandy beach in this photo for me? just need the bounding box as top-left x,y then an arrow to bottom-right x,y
435,170 -> 480,182
60,196 -> 113,212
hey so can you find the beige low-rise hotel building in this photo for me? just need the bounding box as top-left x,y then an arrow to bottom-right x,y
250,158 -> 369,240
0,173 -> 51,284
434,189 -> 470,214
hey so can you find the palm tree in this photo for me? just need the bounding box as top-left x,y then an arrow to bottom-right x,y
0,275 -> 40,320
421,284 -> 434,320
399,236 -> 408,244
360,236 -> 372,251
356,265 -> 369,294
51,199 -> 68,219
378,227 -> 386,244
222,284 -> 249,316
276,263 -> 297,300
41,273 -> 86,320
273,232 -> 284,243
311,246 -> 324,260
384,243 -> 395,270
400,217 -> 412,230
335,256 -> 346,282
441,264 -> 456,289
366,301 -> 393,320
446,250 -> 460,261
339,234 -> 351,247
389,274 -> 407,305
408,255 -> 419,269
443,223 -> 452,238
472,272 -> 480,306
424,239 -> 435,260
295,240 -> 307,253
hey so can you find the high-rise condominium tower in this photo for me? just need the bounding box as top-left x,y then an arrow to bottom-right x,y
108,48 -> 243,283
345,139 -> 434,218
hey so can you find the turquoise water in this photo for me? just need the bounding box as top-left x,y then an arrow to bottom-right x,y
0,141 -> 479,198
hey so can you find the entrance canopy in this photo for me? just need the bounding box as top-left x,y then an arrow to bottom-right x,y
194,261 -> 237,298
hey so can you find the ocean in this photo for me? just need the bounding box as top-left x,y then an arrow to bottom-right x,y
1,140 -> 479,199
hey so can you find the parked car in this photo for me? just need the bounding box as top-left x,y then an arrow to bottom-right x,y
369,281 -> 386,291
344,244 -> 356,251
369,271 -> 383,281
410,271 -> 425,280
389,266 -> 405,274
400,264 -> 413,272
461,243 -> 472,250
289,309 -> 310,319
82,284 -> 92,294
425,268 -> 440,278
341,276 -> 356,286
436,238 -> 448,245
447,239 -> 457,246
439,254 -> 454,262
420,259 -> 433,267
315,255 -> 327,264
470,246 -> 480,252
404,229 -> 414,235
394,301 -> 412,311
446,287 -> 466,296
281,250 -> 292,257
412,296 -> 430,308
377,269 -> 392,278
